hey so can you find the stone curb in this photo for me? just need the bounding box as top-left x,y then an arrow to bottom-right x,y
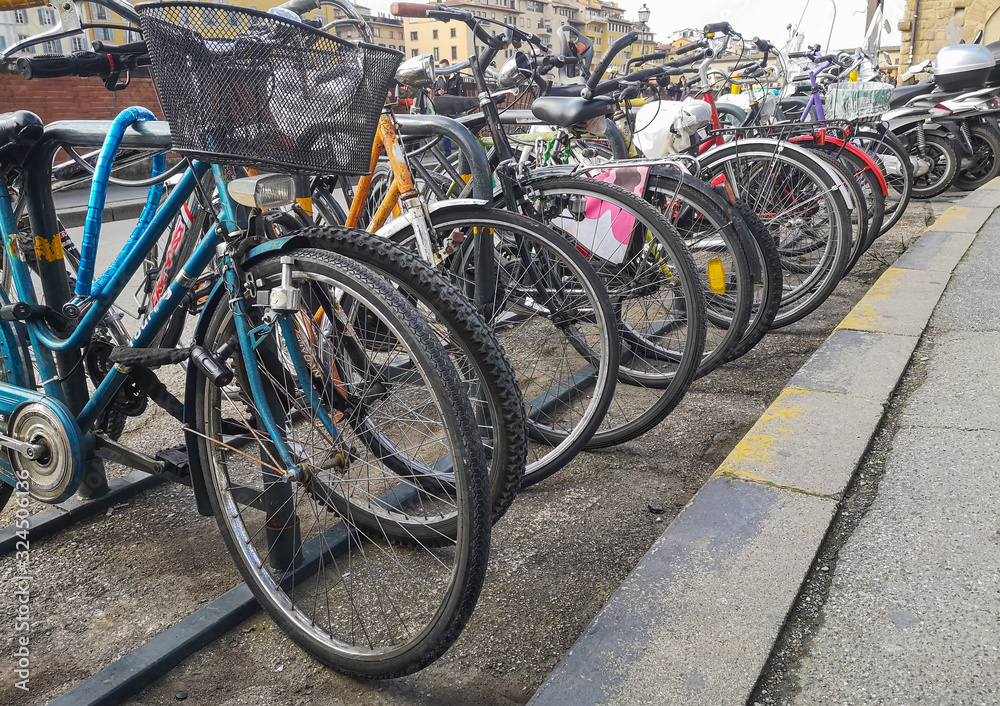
528,179 -> 1000,706
58,199 -> 150,229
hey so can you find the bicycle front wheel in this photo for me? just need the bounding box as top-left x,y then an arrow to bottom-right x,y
699,141 -> 853,328
195,248 -> 491,678
520,175 -> 708,447
388,207 -> 620,486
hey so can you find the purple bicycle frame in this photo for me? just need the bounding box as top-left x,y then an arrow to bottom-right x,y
800,60 -> 833,122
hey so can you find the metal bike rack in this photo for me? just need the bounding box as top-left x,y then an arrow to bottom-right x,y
49,483 -> 421,705
394,114 -> 497,311
394,114 -> 493,206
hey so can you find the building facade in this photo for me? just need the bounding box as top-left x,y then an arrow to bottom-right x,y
899,0 -> 1000,70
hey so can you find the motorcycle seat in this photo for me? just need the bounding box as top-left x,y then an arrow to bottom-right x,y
889,82 -> 936,109
530,96 -> 616,128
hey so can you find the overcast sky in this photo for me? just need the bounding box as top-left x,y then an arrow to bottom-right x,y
368,0 -> 909,52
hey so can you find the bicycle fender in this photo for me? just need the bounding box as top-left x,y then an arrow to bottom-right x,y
789,135 -> 890,196
375,199 -> 490,242
697,138 -> 856,210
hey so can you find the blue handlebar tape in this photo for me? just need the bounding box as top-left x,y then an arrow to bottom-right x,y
77,106 -> 162,299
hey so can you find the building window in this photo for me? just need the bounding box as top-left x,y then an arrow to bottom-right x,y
17,35 -> 34,53
13,9 -> 27,23
433,46 -> 439,60
410,31 -> 417,41
450,27 -> 456,38
432,29 -> 438,39
202,8 -> 218,25
42,39 -> 61,53
451,45 -> 457,60
93,3 -> 110,20
412,48 -> 418,56
179,6 -> 191,23
95,27 -> 115,41
0,37 -> 5,52
38,9 -> 55,25
71,36 -> 86,51
126,30 -> 141,42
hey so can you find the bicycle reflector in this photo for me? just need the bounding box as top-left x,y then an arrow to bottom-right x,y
228,174 -> 296,209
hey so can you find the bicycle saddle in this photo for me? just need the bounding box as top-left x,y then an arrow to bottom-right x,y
0,111 -> 44,167
888,82 -> 936,109
433,94 -> 481,116
546,84 -> 585,98
530,96 -> 615,128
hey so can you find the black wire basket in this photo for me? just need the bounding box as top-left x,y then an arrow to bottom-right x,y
137,1 -> 402,175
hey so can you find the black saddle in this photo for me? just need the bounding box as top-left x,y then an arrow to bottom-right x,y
432,95 -> 481,117
530,96 -> 615,128
889,82 -> 936,109
546,83 -> 585,98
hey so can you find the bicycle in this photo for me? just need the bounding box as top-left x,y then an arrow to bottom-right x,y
0,0 -> 494,678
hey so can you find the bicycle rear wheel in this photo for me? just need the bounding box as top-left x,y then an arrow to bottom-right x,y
385,206 -> 620,486
698,141 -> 853,328
519,175 -> 707,447
643,167 -> 755,377
851,127 -> 913,236
195,248 -> 491,678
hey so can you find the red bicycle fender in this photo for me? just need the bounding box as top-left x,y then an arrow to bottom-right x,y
790,134 -> 889,196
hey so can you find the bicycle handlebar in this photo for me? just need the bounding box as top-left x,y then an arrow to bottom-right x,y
592,47 -> 710,97
703,21 -> 733,36
676,39 -> 708,55
17,51 -> 114,80
583,30 -> 637,97
390,3 -> 505,49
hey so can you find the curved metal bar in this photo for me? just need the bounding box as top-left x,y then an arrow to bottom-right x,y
394,114 -> 493,206
45,119 -> 173,151
77,107 -> 161,298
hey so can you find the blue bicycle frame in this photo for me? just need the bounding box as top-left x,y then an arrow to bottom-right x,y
0,110 -> 308,499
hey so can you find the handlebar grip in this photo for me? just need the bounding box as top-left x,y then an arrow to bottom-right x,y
585,30 -> 638,94
817,53 -> 838,64
277,0 -> 320,14
642,51 -> 667,62
703,21 -> 732,35
390,2 -> 434,17
675,40 -> 707,55
92,40 -> 148,55
17,52 -> 113,80
788,52 -> 811,59
752,37 -> 771,52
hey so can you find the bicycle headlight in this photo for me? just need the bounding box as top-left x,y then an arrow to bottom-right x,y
497,52 -> 532,89
228,174 -> 296,210
396,54 -> 436,89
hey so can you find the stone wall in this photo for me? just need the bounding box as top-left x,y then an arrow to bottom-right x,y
898,0 -> 1000,71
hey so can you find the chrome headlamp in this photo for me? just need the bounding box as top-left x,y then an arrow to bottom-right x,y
395,54 -> 436,89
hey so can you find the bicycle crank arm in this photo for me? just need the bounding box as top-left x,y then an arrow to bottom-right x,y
0,433 -> 47,462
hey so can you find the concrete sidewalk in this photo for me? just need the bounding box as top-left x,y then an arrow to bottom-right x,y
53,183 -> 153,228
529,181 -> 1000,705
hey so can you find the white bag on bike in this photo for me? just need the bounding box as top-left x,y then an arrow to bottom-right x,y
632,98 -> 712,157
